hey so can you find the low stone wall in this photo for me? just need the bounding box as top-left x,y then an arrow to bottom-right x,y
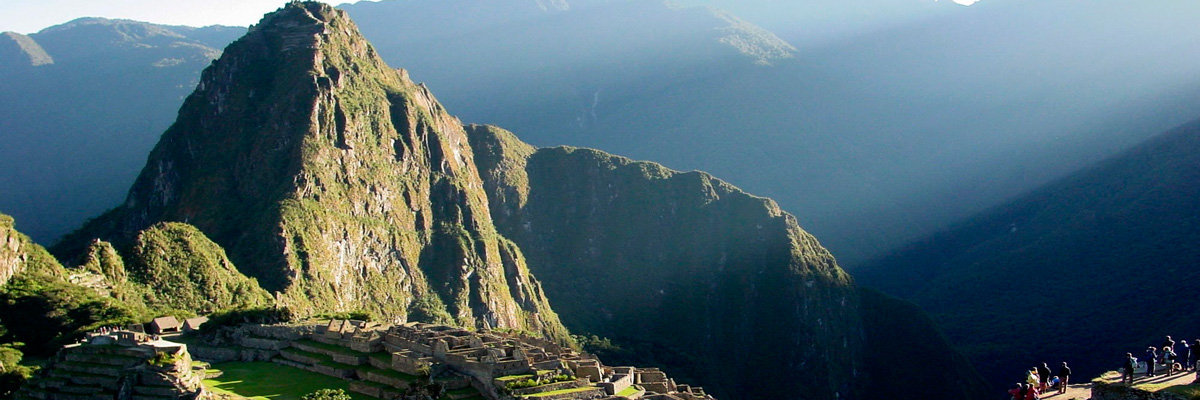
515,387 -> 606,400
187,345 -> 240,363
243,324 -> 312,340
190,345 -> 275,363
599,374 -> 633,396
63,353 -> 141,367
510,379 -> 586,396
348,381 -> 383,398
279,349 -> 322,365
59,363 -> 123,377
331,353 -> 367,366
239,337 -> 287,351
368,355 -> 390,370
1093,381 -> 1190,400
311,364 -> 356,379
365,371 -> 411,389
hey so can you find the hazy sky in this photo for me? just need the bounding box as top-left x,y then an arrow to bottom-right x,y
0,0 -> 298,33
1,0 -> 981,35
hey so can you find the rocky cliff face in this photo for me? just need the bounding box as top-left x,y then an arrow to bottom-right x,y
467,125 -> 991,399
0,213 -> 61,286
468,125 -> 861,399
56,3 -> 568,341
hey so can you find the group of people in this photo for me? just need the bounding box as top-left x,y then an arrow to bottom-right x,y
1008,362 -> 1072,400
1121,335 -> 1199,384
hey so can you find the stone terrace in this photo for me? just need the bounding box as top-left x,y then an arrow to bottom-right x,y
15,331 -> 206,400
265,320 -> 716,400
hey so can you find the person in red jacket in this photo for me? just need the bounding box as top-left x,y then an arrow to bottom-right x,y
1024,383 -> 1040,400
1008,383 -> 1023,400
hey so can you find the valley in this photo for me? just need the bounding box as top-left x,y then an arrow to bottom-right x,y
2,1 -> 1199,399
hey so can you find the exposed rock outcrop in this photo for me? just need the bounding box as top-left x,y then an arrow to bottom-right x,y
1,213 -> 61,286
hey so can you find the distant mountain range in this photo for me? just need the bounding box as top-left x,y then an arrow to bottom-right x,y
5,0 -> 1200,267
339,0 -> 1200,265
856,117 -> 1200,388
0,18 -> 244,242
6,3 -> 989,399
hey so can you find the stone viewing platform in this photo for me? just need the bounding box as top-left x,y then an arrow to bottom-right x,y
198,319 -> 715,400
15,330 -> 207,400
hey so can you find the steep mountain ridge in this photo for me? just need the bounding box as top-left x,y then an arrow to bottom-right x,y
54,3 -> 568,341
0,32 -> 53,69
0,213 -> 61,286
17,3 -> 990,398
466,125 -> 989,399
856,117 -> 1200,387
0,213 -> 272,356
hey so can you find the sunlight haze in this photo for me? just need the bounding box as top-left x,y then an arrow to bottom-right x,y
0,0 -> 291,33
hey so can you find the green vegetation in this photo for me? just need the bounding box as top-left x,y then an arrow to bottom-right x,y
48,2 -> 571,345
0,213 -> 64,280
300,388 -> 352,400
494,374 -> 534,382
314,311 -> 373,322
147,351 -> 179,368
1159,383 -> 1200,399
521,386 -> 597,398
0,273 -> 140,355
505,378 -> 541,390
197,307 -> 294,336
616,385 -> 641,397
468,126 -> 874,399
0,345 -> 34,399
126,222 -> 274,313
202,362 -> 369,400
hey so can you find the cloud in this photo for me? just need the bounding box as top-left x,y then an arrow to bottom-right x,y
952,0 -> 980,5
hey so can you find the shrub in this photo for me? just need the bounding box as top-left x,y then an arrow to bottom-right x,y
147,352 -> 179,368
300,388 -> 351,400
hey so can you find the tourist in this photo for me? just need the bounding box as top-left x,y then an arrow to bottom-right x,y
1024,382 -> 1039,400
1193,340 -> 1200,371
1179,340 -> 1191,372
1037,362 -> 1052,392
1165,335 -> 1176,350
1057,362 -> 1071,394
1008,383 -> 1023,400
1163,346 -> 1177,376
1124,352 -> 1137,384
1146,346 -> 1158,377
1026,367 -> 1040,388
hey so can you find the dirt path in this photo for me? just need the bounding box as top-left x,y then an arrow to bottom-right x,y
1034,367 -> 1197,400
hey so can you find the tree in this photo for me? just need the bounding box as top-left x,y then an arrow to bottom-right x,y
300,388 -> 351,400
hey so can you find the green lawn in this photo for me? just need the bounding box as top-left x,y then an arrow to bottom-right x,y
1161,383 -> 1200,400
494,374 -> 534,382
522,386 -> 598,398
202,361 -> 372,400
616,385 -> 641,397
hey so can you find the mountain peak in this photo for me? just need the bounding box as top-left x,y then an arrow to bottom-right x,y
57,0 -> 569,340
